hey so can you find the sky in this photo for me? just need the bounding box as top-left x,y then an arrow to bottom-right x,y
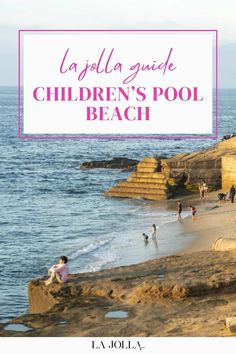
0,0 -> 236,86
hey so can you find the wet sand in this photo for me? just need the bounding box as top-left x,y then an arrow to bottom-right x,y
175,191 -> 236,253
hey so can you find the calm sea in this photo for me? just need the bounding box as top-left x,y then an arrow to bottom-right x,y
0,87 -> 235,322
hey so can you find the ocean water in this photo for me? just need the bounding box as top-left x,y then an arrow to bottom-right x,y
0,87 -> 235,323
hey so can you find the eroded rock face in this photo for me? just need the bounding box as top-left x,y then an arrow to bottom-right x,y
28,280 -> 64,314
80,157 -> 139,170
105,137 -> 236,200
162,137 -> 236,192
3,250 -> 236,337
226,317 -> 236,333
161,151 -> 222,191
222,155 -> 236,192
27,251 -> 236,315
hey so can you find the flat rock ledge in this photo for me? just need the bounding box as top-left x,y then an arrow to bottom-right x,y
2,250 -> 236,337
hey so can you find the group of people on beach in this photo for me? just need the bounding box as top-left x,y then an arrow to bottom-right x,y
218,185 -> 236,203
222,133 -> 236,141
177,200 -> 197,222
198,180 -> 208,200
142,224 -> 157,242
177,179 -> 208,222
143,200 -> 197,244
45,180 -> 235,286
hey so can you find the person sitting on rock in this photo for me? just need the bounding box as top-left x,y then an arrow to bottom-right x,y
45,255 -> 69,285
189,205 -> 197,220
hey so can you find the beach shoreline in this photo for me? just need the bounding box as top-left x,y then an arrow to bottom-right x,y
126,190 -> 236,265
169,191 -> 236,254
2,190 -> 236,337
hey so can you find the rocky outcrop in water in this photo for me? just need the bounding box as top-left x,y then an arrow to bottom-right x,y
80,157 -> 139,170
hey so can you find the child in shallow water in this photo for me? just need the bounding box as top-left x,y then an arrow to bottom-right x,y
152,224 -> 157,237
189,205 -> 197,220
142,233 -> 149,241
44,256 -> 69,285
177,200 -> 182,221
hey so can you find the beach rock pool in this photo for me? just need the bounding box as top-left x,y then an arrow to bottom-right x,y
57,320 -> 67,327
4,324 -> 33,332
105,310 -> 128,319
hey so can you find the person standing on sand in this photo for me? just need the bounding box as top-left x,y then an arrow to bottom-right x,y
203,180 -> 208,199
198,183 -> 204,200
45,256 -> 69,285
177,201 -> 182,221
189,205 -> 197,220
229,185 -> 236,203
152,224 -> 157,237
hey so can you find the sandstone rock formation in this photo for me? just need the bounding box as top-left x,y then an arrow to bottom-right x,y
105,137 -> 236,200
219,136 -> 236,149
3,250 -> 236,337
26,250 -> 236,315
226,317 -> 236,333
211,237 -> 236,251
105,157 -> 170,200
222,155 -> 236,191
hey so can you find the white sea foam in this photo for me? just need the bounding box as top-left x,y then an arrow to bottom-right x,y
76,252 -> 119,273
68,237 -> 114,260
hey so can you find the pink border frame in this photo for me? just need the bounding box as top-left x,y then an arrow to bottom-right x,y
18,29 -> 218,140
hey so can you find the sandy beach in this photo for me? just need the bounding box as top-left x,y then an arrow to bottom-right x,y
1,190 -> 236,337
176,191 -> 236,253
159,191 -> 236,254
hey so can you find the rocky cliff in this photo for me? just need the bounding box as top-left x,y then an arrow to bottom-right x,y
3,250 -> 236,337
222,155 -> 236,191
105,137 -> 236,200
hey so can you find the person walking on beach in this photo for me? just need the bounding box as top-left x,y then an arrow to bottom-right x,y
229,185 -> 236,203
203,180 -> 208,199
152,224 -> 157,237
177,201 -> 182,221
198,183 -> 204,200
45,255 -> 69,285
189,205 -> 197,220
